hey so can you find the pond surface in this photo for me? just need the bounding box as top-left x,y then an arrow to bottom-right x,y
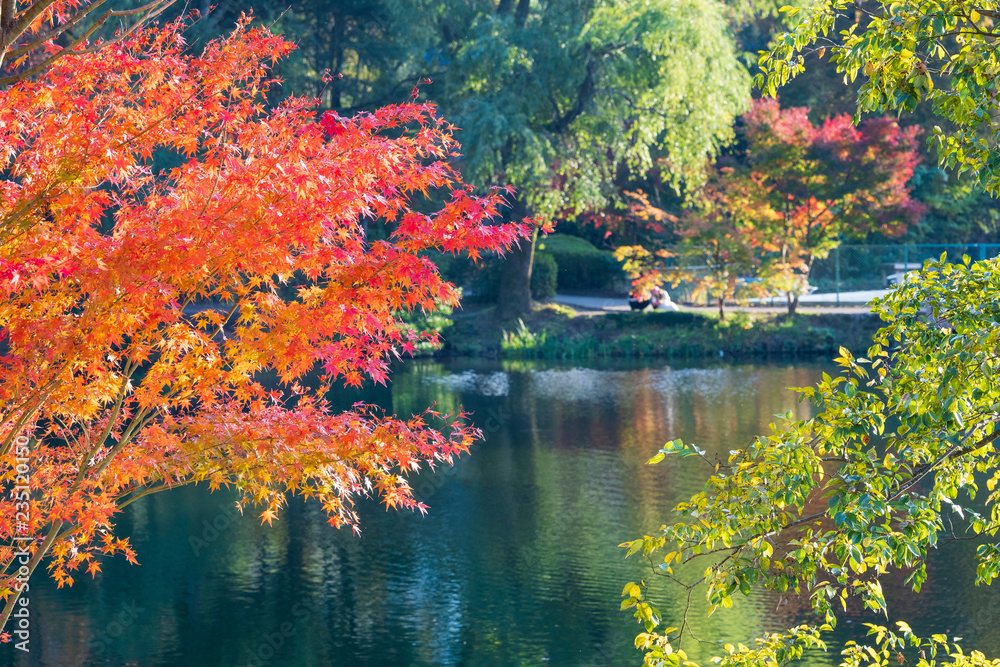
3,359 -> 998,666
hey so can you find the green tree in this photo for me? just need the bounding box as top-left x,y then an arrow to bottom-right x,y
621,254 -> 1000,666
615,2 -> 1000,660
264,0 -> 434,112
432,0 -> 750,318
904,164 -> 1000,244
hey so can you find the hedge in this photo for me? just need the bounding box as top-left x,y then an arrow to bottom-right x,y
538,234 -> 625,293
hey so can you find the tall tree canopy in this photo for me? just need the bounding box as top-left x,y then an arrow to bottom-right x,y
0,5 -> 525,641
260,0 -> 431,112
429,0 -> 751,316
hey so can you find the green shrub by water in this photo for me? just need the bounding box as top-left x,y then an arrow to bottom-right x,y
445,306 -> 881,360
501,319 -> 548,353
605,310 -> 708,328
538,234 -> 625,293
428,250 -> 558,302
531,252 -> 558,300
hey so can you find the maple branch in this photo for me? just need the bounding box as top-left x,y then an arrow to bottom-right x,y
0,0 -> 13,34
76,363 -> 135,482
117,479 -> 182,509
1,185 -> 59,237
0,0 -> 59,55
26,481 -> 186,565
0,373 -> 66,457
6,0 -> 114,60
112,403 -> 158,455
197,146 -> 227,218
0,0 -> 176,85
0,519 -> 63,632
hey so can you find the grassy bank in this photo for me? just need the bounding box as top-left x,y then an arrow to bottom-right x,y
437,303 -> 883,359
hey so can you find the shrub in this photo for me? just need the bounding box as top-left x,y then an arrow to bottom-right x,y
424,251 -> 501,301
538,234 -> 625,293
607,310 -> 709,328
428,249 -> 557,302
429,236 -> 617,301
501,319 -> 547,354
714,311 -> 754,330
398,293 -> 457,353
531,252 -> 558,300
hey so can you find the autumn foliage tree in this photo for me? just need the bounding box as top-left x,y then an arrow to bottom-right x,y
615,176 -> 756,320
0,3 -> 527,639
612,99 -> 921,316
725,98 -> 923,313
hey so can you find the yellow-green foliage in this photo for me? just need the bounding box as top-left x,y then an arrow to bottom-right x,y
621,256 -> 1000,665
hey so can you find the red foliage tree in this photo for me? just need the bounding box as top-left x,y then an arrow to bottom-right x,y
0,5 -> 527,639
728,97 -> 924,313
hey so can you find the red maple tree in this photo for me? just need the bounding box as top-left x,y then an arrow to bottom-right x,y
0,4 -> 527,637
727,98 -> 924,313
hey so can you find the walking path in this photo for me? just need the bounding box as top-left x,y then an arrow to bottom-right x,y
551,292 -> 881,315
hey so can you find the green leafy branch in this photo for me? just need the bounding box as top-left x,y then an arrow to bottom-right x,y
621,255 -> 1000,665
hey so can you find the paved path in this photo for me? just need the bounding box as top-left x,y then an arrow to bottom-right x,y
755,289 -> 889,305
551,293 -> 877,315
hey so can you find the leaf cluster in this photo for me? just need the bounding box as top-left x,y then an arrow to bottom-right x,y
621,254 -> 1000,664
0,8 -> 527,631
759,0 -> 1000,195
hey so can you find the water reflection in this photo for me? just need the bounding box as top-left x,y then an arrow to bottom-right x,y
4,360 -> 994,666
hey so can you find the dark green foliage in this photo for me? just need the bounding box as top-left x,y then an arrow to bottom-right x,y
443,305 -> 880,360
605,311 -> 708,328
538,234 -> 625,294
530,252 -> 558,301
427,252 -> 501,302
540,234 -> 604,254
428,251 -> 556,302
904,165 -> 1000,244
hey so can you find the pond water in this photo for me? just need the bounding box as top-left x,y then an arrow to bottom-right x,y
3,359 -> 998,666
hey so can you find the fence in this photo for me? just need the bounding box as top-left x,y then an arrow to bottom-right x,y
810,244 -> 1000,302
661,243 -> 1000,306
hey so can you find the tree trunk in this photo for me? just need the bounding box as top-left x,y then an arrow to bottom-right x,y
718,296 -> 725,320
786,293 -> 799,316
496,195 -> 534,320
497,226 -> 537,320
786,254 -> 812,316
330,6 -> 344,110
